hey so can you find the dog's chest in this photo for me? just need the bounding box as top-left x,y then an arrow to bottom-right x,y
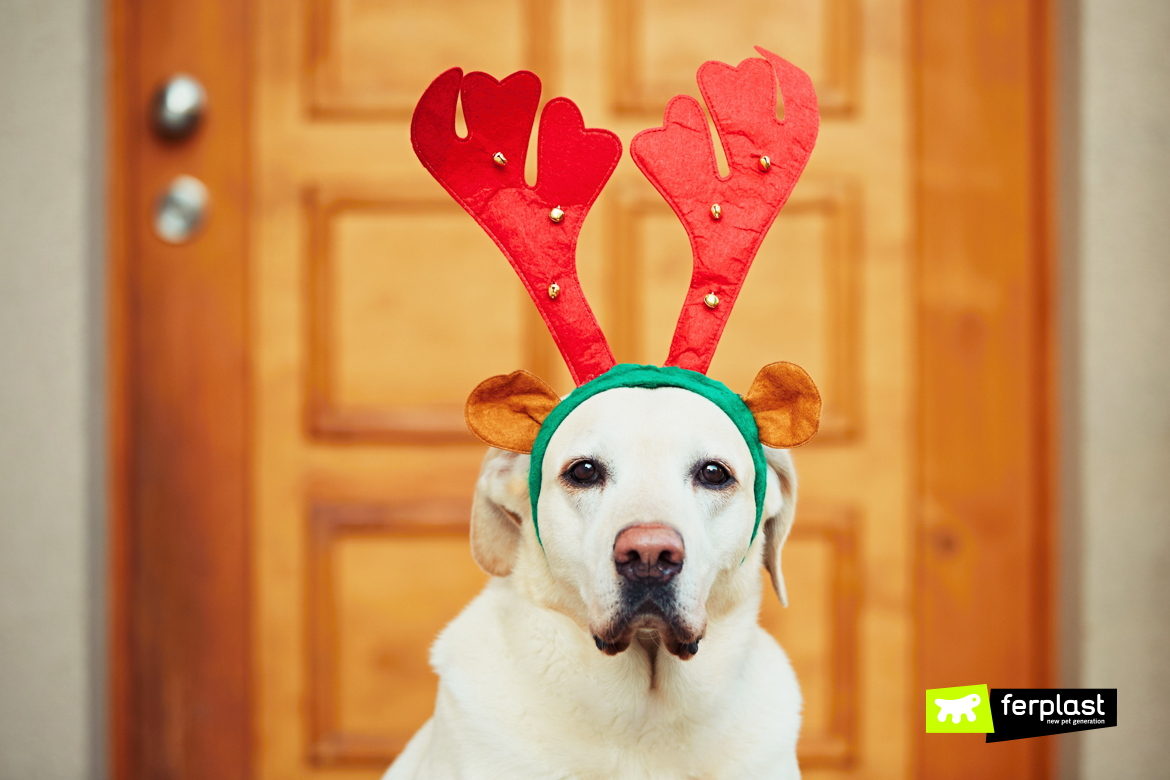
430,587 -> 800,779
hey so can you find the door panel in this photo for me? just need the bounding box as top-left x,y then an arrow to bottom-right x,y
613,178 -> 862,441
304,187 -> 535,442
610,0 -> 857,117
305,0 -> 552,118
305,501 -> 488,765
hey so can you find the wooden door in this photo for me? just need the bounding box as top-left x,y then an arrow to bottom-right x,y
255,1 -> 892,774
110,0 -> 1054,778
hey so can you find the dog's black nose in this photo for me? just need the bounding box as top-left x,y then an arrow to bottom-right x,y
613,524 -> 684,584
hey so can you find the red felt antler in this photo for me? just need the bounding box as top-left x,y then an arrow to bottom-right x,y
412,68 -> 621,386
630,47 -> 820,374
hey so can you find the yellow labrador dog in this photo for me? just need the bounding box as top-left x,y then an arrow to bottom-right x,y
384,385 -> 803,780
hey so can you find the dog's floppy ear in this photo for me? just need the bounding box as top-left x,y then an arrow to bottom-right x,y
470,449 -> 531,577
465,370 -> 561,453
761,447 -> 799,607
743,362 -> 821,448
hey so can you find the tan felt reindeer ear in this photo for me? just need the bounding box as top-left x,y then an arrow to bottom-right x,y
465,370 -> 562,454
743,362 -> 822,448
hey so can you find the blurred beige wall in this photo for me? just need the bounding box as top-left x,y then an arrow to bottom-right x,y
1060,0 -> 1170,778
0,0 -> 103,778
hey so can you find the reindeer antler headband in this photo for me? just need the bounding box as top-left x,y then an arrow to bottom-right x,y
412,47 -> 822,549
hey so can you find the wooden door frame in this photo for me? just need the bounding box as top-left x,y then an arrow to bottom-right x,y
912,0 -> 1056,776
107,0 -> 252,778
107,0 -> 1056,778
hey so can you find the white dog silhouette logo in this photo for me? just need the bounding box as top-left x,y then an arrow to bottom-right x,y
935,693 -> 981,724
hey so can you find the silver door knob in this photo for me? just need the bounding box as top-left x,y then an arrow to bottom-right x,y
151,74 -> 207,140
153,175 -> 209,244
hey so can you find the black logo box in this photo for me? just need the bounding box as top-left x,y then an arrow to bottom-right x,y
987,689 -> 1117,743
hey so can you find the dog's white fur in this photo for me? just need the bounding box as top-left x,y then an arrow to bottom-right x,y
384,387 -> 803,780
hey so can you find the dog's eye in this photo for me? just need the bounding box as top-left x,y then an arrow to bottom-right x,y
568,460 -> 600,484
697,462 -> 731,486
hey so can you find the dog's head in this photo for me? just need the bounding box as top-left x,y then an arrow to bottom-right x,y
464,363 -> 818,660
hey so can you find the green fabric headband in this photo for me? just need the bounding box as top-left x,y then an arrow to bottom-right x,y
528,363 -> 768,550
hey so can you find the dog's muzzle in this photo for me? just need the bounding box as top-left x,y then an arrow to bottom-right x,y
592,524 -> 702,660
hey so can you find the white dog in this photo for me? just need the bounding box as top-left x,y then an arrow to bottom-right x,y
384,385 -> 804,780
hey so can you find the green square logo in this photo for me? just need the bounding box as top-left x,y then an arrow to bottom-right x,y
925,684 -> 994,733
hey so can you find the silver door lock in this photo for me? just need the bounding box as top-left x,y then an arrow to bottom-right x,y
153,175 -> 209,244
151,74 -> 207,140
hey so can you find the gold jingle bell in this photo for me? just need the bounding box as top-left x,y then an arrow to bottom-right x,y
493,152 -> 507,166
548,282 -> 561,299
549,205 -> 565,223
710,203 -> 722,220
757,155 -> 771,172
704,292 -> 720,309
